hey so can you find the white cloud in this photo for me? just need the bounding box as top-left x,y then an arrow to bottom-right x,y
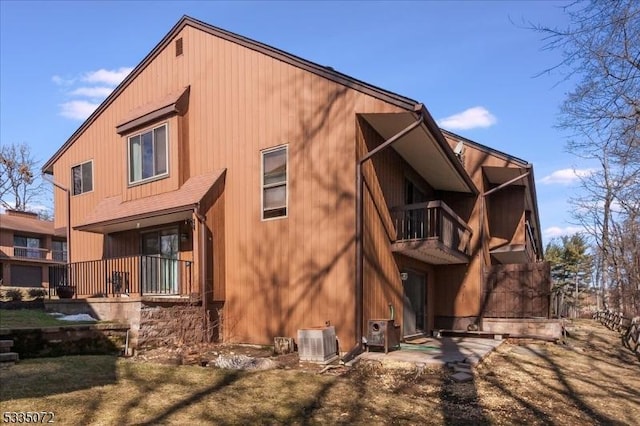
51,75 -> 75,86
53,66 -> 132,120
543,225 -> 585,240
540,168 -> 595,185
438,106 -> 497,130
82,67 -> 133,86
70,86 -> 114,98
59,100 -> 99,120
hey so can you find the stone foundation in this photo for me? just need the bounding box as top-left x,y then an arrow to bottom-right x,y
138,302 -> 205,348
44,297 -> 206,349
481,318 -> 562,339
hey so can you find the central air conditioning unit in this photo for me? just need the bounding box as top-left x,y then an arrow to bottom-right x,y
297,326 -> 338,363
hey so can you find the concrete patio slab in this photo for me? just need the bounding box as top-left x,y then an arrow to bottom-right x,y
357,337 -> 504,369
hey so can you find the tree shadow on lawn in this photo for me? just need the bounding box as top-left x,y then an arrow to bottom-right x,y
0,355 -> 118,401
482,343 -> 639,425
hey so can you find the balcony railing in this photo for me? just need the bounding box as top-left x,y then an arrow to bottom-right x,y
11,246 -> 67,262
49,255 -> 194,298
525,220 -> 537,262
13,246 -> 49,260
390,200 -> 472,263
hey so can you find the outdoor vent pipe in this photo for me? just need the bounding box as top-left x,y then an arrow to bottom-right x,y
194,206 -> 208,342
343,104 -> 425,363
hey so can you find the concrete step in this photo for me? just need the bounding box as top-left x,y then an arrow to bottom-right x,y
0,340 -> 14,353
451,372 -> 473,383
453,363 -> 473,374
464,355 -> 482,366
0,352 -> 19,362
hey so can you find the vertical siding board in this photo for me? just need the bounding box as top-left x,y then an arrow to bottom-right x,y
50,24 -> 419,345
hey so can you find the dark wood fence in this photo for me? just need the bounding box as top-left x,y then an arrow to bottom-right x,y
594,310 -> 639,358
482,262 -> 551,318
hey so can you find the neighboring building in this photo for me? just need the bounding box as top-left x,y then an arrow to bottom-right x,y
42,16 -> 548,349
0,210 -> 67,288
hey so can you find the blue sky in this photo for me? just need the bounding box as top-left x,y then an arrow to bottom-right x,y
0,1 -> 590,244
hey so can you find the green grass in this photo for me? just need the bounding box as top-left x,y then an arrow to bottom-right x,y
0,309 -> 94,329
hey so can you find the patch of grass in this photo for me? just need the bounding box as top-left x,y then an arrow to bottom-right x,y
0,320 -> 638,425
0,309 -> 94,329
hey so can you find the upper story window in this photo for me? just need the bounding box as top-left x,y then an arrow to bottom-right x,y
13,235 -> 42,258
72,161 -> 93,195
262,145 -> 288,220
128,123 -> 168,185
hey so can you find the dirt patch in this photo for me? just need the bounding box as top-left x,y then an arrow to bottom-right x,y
132,342 -> 338,373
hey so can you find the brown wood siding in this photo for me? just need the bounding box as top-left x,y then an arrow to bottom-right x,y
434,135 -> 535,322
51,24 -> 409,346
358,117 -> 440,335
487,186 -> 525,247
363,188 -> 403,330
482,262 -> 551,318
201,174 -> 225,302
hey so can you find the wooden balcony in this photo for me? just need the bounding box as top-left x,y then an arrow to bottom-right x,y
490,221 -> 538,264
390,201 -> 472,265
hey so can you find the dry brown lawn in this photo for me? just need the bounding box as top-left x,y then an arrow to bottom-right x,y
1,319 -> 638,425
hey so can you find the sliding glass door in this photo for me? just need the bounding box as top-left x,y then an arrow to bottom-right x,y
141,229 -> 179,294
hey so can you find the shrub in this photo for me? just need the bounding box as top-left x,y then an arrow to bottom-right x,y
28,288 -> 47,299
6,288 -> 24,301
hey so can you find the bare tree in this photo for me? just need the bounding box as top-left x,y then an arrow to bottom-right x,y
533,0 -> 640,315
0,142 -> 46,212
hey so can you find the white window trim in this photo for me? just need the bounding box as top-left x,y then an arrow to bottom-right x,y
127,122 -> 170,186
261,144 -> 288,221
70,159 -> 94,196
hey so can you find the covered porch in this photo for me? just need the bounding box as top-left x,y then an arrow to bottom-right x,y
60,170 -> 225,300
49,254 -> 194,298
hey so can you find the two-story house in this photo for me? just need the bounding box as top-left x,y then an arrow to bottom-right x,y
0,210 -> 67,289
42,16 -> 548,351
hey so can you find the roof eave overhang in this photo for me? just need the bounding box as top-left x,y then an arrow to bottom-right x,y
74,205 -> 196,234
360,109 -> 478,195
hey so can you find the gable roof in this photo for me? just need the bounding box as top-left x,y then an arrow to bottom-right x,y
440,129 -> 529,166
0,211 -> 65,237
43,15 -> 421,174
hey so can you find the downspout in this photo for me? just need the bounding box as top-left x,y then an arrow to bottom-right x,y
43,175 -> 72,296
342,104 -> 425,363
194,206 -> 208,341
